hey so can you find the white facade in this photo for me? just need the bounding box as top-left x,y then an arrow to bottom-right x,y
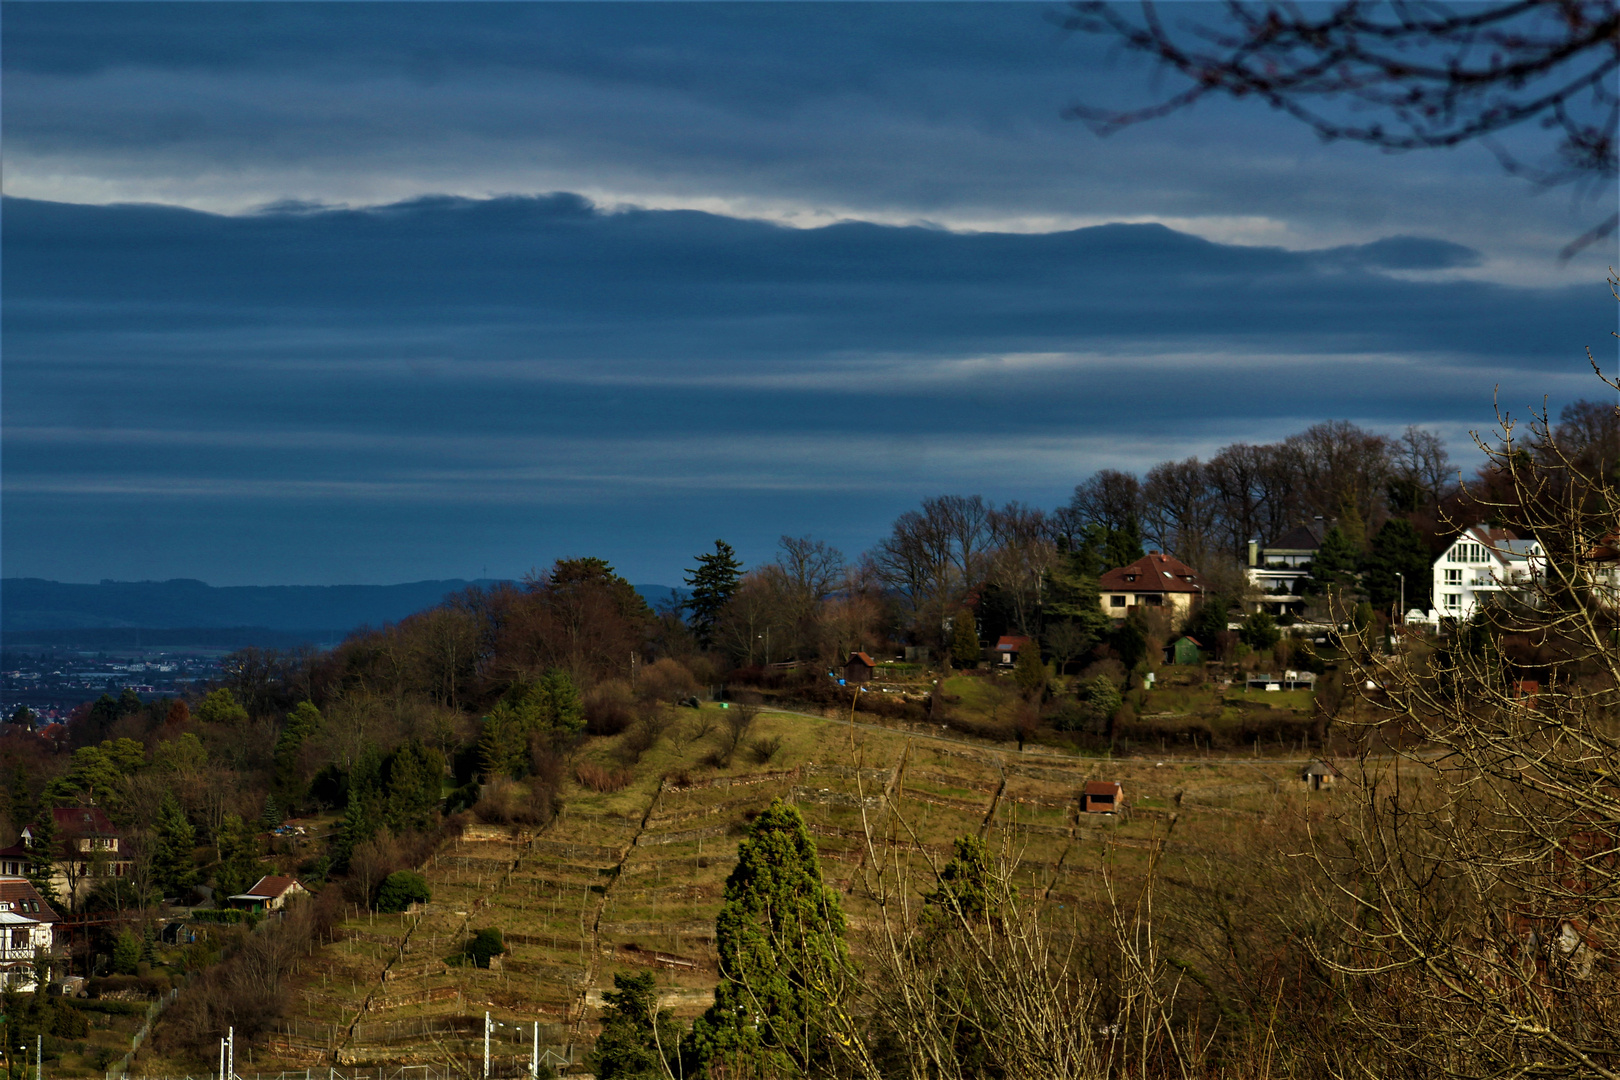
1432,526 -> 1542,621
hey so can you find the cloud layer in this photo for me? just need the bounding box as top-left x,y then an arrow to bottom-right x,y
4,193 -> 1613,584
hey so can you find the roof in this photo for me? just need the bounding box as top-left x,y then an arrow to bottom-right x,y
0,845 -> 29,860
845,651 -> 875,668
1265,521 -> 1327,552
1173,636 -> 1202,647
993,636 -> 1031,652
51,806 -> 116,837
1453,525 -> 1540,564
1301,759 -> 1342,777
0,877 -> 60,922
1585,532 -> 1620,562
243,875 -> 301,899
1098,552 -> 1208,595
1083,780 -> 1123,796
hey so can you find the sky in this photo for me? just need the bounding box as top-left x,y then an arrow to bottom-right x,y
3,2 -> 1617,587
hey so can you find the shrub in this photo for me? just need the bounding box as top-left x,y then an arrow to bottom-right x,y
749,735 -> 785,765
575,762 -> 633,793
584,681 -> 636,736
465,928 -> 505,969
375,870 -> 431,913
637,658 -> 699,703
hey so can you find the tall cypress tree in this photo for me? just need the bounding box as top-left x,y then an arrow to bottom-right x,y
684,540 -> 743,648
686,799 -> 847,1077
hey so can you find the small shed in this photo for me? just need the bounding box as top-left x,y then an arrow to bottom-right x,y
843,652 -> 876,685
1165,636 -> 1202,666
994,636 -> 1031,667
226,875 -> 307,913
1300,759 -> 1341,791
1081,780 -> 1125,814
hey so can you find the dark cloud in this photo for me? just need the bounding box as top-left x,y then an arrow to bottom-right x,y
3,193 -> 1612,584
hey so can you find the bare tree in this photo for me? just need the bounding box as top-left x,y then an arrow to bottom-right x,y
1142,457 -> 1218,565
1316,294 -> 1620,1077
1065,0 -> 1620,257
1067,469 -> 1145,534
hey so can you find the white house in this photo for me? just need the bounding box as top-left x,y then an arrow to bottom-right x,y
1245,519 -> 1327,615
226,875 -> 307,913
1432,525 -> 1542,620
0,877 -> 61,991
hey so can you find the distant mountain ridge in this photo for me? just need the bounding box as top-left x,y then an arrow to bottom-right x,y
1,577 -> 685,640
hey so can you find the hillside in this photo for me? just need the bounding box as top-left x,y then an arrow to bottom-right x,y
135,703 -> 1326,1076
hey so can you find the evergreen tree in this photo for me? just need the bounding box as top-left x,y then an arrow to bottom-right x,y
260,795 -> 284,829
1308,525 -> 1362,596
212,814 -> 262,901
1012,642 -> 1047,697
194,687 -> 249,725
923,835 -> 1008,922
381,739 -> 445,833
1239,611 -> 1281,650
684,540 -> 743,648
541,670 -> 584,735
111,929 -> 140,975
589,971 -> 684,1080
272,701 -> 323,808
686,799 -> 847,1078
949,611 -> 980,668
25,809 -> 58,906
7,765 -> 31,831
1363,517 -> 1431,613
151,792 -> 197,898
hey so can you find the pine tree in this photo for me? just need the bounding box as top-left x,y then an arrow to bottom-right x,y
686,799 -> 847,1077
1363,517 -> 1431,613
151,792 -> 197,898
25,809 -> 58,906
1307,524 -> 1363,599
1012,641 -> 1047,697
684,540 -> 743,648
949,611 -> 980,668
212,813 -> 262,901
589,972 -> 683,1080
112,929 -> 140,975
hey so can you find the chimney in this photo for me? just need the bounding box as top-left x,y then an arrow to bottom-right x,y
1247,540 -> 1259,567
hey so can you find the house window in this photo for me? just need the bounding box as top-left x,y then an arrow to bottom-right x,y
1143,594 -> 1162,606
10,929 -> 27,951
1444,569 -> 1462,585
1444,593 -> 1461,609
1110,596 -> 1126,608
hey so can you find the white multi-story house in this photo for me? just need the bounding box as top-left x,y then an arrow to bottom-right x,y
0,877 -> 61,991
1245,519 -> 1328,615
1432,525 -> 1543,620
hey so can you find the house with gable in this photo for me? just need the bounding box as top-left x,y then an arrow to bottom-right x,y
0,877 -> 60,990
1432,525 -> 1543,621
21,805 -> 132,903
1098,553 -> 1209,622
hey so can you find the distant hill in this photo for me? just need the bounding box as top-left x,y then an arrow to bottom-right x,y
0,577 -> 686,647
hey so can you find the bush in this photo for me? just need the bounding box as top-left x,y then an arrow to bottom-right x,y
575,762 -> 633,793
375,870 -> 431,913
749,735 -> 785,765
465,928 -> 505,968
637,658 -> 700,703
1240,611 -> 1281,650
584,681 -> 636,736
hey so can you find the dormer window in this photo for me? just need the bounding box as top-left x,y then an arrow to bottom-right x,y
1125,574 -> 1136,582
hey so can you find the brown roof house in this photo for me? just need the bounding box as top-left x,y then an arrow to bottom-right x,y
20,806 -> 131,904
226,875 -> 307,913
0,877 -> 61,991
843,652 -> 876,685
1081,781 -> 1126,815
993,636 -> 1031,667
1098,553 -> 1209,622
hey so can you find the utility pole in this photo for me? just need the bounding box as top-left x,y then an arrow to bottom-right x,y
36,1033 -> 41,1080
483,1012 -> 491,1080
531,1021 -> 539,1080
227,1026 -> 235,1080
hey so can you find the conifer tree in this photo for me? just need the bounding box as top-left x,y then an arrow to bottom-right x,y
25,809 -> 58,906
684,540 -> 743,648
687,799 -> 847,1077
949,611 -> 980,669
589,971 -> 683,1080
151,792 -> 197,898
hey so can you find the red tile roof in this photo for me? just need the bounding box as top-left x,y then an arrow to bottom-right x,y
1083,781 -> 1123,797
993,636 -> 1031,653
52,806 -> 116,837
846,652 -> 875,668
0,878 -> 59,922
1098,553 -> 1208,594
